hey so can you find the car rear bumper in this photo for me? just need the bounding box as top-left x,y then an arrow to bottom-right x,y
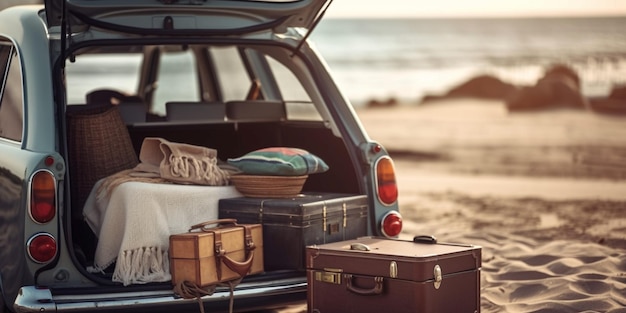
14,277 -> 307,312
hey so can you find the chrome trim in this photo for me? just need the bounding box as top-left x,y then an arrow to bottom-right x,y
27,169 -> 57,225
379,210 -> 402,238
14,278 -> 307,312
373,155 -> 397,207
25,232 -> 57,264
13,286 -> 55,313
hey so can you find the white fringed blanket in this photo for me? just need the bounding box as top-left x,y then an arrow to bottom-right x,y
83,180 -> 242,286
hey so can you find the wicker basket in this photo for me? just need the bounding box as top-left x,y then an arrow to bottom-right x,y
229,174 -> 308,198
66,105 -> 139,219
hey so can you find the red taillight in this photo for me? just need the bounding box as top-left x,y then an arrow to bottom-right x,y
376,157 -> 398,205
381,211 -> 403,238
27,233 -> 57,263
30,171 -> 56,224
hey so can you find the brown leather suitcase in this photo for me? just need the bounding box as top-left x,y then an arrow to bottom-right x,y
218,193 -> 368,271
169,219 -> 263,287
306,237 -> 481,313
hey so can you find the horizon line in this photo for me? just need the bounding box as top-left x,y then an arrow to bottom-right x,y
323,14 -> 626,20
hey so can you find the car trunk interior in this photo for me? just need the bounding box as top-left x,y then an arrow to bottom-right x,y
62,40 -> 364,284
65,107 -> 361,281
126,120 -> 360,194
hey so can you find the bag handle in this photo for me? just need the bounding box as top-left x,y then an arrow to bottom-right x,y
197,221 -> 256,281
213,224 -> 256,278
189,219 -> 238,232
345,275 -> 384,296
221,249 -> 255,278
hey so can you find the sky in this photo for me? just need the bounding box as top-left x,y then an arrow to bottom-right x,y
3,0 -> 626,19
324,0 -> 626,18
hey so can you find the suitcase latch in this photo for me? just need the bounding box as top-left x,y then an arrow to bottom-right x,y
322,204 -> 327,232
259,200 -> 265,224
342,203 -> 347,228
433,264 -> 442,289
328,223 -> 340,235
389,261 -> 398,278
315,270 -> 342,285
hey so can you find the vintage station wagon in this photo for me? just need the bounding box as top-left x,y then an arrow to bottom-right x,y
0,0 -> 402,312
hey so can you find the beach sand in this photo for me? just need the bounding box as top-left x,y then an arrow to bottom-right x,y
271,98 -> 626,313
367,99 -> 626,312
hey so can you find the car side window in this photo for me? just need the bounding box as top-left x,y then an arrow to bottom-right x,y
211,46 -> 251,102
211,46 -> 322,121
152,49 -> 200,116
265,55 -> 321,121
0,40 -> 23,142
65,54 -> 142,105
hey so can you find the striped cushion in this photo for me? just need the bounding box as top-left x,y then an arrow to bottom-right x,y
227,147 -> 329,176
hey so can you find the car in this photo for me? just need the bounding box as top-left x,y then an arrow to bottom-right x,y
0,1 -> 403,312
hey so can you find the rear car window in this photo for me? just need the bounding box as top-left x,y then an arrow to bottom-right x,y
66,54 -> 142,105
64,44 -> 323,122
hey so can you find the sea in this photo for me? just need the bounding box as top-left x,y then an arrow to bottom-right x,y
310,17 -> 626,105
65,16 -> 626,108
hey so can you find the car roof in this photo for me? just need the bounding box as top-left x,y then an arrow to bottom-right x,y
43,0 -> 329,36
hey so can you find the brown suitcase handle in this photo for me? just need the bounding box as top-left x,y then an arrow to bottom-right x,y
345,275 -> 384,296
221,249 -> 255,278
188,219 -> 238,232
192,219 -> 257,281
213,224 -> 256,280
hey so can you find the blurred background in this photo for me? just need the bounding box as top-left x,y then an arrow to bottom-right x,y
312,0 -> 626,105
3,2 -> 624,312
3,0 -> 625,106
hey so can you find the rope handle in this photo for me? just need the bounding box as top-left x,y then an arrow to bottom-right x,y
189,219 -> 238,232
174,279 -> 239,313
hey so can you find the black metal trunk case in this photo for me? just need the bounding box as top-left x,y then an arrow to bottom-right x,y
218,193 -> 368,271
306,237 -> 482,313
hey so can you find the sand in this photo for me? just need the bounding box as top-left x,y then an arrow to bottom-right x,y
270,98 -> 626,313
366,99 -> 626,312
